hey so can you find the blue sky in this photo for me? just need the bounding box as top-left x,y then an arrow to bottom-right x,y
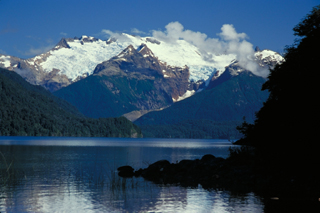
0,0 -> 318,59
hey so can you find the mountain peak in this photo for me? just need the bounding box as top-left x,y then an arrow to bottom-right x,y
79,35 -> 99,43
55,38 -> 71,49
137,43 -> 155,58
117,44 -> 137,57
254,49 -> 284,67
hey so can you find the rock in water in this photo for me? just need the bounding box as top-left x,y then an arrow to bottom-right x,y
117,165 -> 134,177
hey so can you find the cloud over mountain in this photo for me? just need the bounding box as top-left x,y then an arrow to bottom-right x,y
151,22 -> 269,77
101,22 -> 270,77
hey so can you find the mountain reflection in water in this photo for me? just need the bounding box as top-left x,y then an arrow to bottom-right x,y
0,137 -> 264,212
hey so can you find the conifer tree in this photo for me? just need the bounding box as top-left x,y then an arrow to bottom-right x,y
237,5 -> 320,170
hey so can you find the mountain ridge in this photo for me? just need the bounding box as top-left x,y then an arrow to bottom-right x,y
1,34 -> 284,130
0,34 -> 283,95
134,71 -> 269,138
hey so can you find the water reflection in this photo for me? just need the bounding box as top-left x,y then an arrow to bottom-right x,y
0,137 -> 265,212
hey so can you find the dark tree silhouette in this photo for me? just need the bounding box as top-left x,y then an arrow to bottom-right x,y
236,5 -> 320,171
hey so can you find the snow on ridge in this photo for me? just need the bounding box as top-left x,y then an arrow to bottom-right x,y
173,90 -> 195,102
39,36 -> 133,81
255,49 -> 284,63
120,34 -> 236,82
34,33 -> 237,83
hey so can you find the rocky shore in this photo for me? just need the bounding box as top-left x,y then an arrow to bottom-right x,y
117,154 -> 320,200
118,154 -> 259,191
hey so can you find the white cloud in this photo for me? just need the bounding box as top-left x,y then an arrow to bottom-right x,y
218,24 -> 247,41
101,29 -> 132,42
152,22 -> 268,77
100,22 -> 270,77
130,28 -> 146,35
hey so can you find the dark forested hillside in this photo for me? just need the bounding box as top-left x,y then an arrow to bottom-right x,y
53,74 -> 152,119
236,5 -> 320,169
135,71 -> 269,138
0,68 -> 142,137
140,120 -> 244,139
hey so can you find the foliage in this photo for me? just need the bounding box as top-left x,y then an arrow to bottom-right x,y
236,5 -> 320,170
228,146 -> 255,165
0,68 -> 142,137
54,74 -> 170,119
140,120 -> 243,139
136,71 -> 268,125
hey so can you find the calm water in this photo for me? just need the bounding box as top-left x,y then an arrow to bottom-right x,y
0,137 -> 265,212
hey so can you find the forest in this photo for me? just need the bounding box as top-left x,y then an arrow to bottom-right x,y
235,5 -> 320,175
0,68 -> 142,137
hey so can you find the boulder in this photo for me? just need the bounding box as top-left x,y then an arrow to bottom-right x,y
140,160 -> 171,180
117,165 -> 134,177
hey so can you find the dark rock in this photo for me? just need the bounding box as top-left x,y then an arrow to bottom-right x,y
117,154 -> 258,192
148,160 -> 171,169
56,38 -> 71,49
119,154 -> 254,191
146,38 -> 161,45
134,168 -> 143,177
106,37 -> 117,44
177,159 -> 195,168
201,154 -> 216,161
141,160 -> 171,180
117,165 -> 134,177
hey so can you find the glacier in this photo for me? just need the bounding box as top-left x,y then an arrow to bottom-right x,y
38,34 -> 237,83
0,33 -> 284,95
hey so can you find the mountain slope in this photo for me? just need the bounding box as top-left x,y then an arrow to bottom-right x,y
0,66 -> 83,117
134,71 -> 269,138
1,33 -> 283,104
54,44 -> 193,118
0,34 -> 235,92
0,68 -> 142,137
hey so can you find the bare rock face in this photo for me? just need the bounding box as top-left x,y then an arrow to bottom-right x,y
53,38 -> 71,50
1,34 -> 284,119
0,47 -> 73,92
92,43 -> 195,110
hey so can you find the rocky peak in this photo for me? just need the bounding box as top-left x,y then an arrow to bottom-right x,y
80,35 -> 99,43
117,44 -> 138,58
106,37 -> 117,44
207,49 -> 284,90
254,49 -> 284,69
93,44 -> 161,76
137,43 -> 156,58
54,38 -> 71,49
206,61 -> 243,90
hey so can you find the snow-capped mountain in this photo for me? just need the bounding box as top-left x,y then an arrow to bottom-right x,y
92,43 -> 193,102
0,34 -> 283,95
254,49 -> 284,68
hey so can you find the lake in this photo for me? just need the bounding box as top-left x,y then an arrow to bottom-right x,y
0,137 -> 280,212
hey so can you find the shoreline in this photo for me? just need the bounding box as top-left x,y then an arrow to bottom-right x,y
118,153 -> 320,200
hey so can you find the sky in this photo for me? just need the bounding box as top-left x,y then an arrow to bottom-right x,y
0,0 -> 319,59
